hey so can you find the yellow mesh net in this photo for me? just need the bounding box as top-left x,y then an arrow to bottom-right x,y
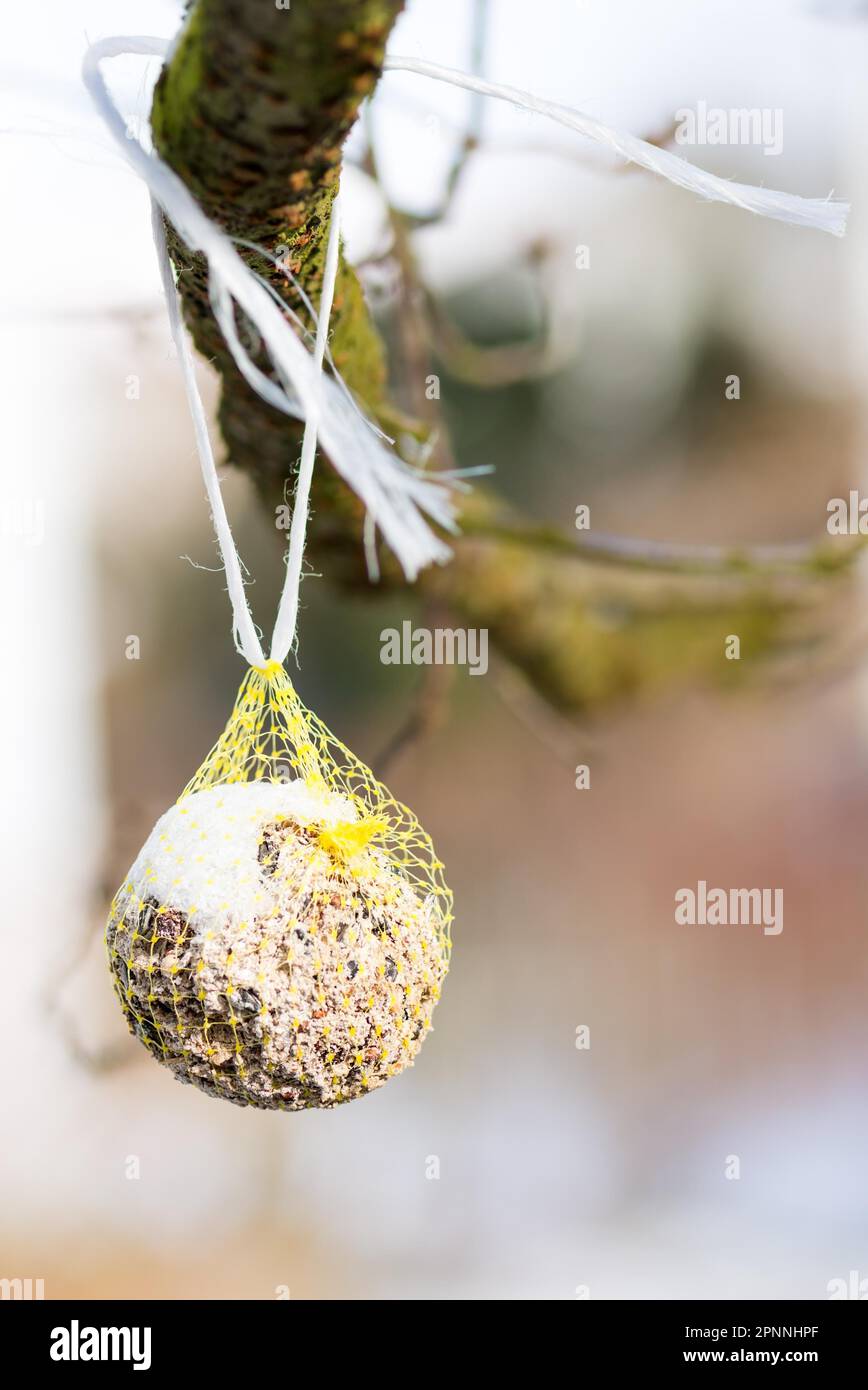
106,661 -> 453,1110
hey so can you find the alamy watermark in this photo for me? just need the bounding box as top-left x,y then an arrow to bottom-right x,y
50,1321 -> 151,1371
675,880 -> 783,936
827,491 -> 868,535
1,1276 -> 44,1300
380,621 -> 488,676
827,1270 -> 868,1299
1,496 -> 44,546
674,101 -> 784,157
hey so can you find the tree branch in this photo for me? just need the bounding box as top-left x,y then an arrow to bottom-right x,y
151,0 -> 859,717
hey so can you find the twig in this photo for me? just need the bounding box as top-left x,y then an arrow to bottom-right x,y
41,908 -> 136,1075
462,515 -> 868,581
374,625 -> 457,778
490,656 -> 597,769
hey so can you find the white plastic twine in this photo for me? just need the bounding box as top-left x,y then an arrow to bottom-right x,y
149,199 -> 265,666
83,36 -> 850,665
269,192 -> 343,664
83,38 -> 457,669
384,56 -> 849,236
154,180 -> 341,666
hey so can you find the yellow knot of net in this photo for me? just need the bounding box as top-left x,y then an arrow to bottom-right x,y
253,658 -> 284,682
316,817 -> 388,862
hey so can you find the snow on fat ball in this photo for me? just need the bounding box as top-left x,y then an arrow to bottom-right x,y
105,666 -> 453,1110
125,782 -> 359,928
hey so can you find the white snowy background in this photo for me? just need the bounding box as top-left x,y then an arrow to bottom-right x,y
1,0 -> 867,1299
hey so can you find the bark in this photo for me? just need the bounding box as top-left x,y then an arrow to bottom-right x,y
151,0 -> 398,513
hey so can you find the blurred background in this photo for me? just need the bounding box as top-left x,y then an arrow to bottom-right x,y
2,0 -> 868,1298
